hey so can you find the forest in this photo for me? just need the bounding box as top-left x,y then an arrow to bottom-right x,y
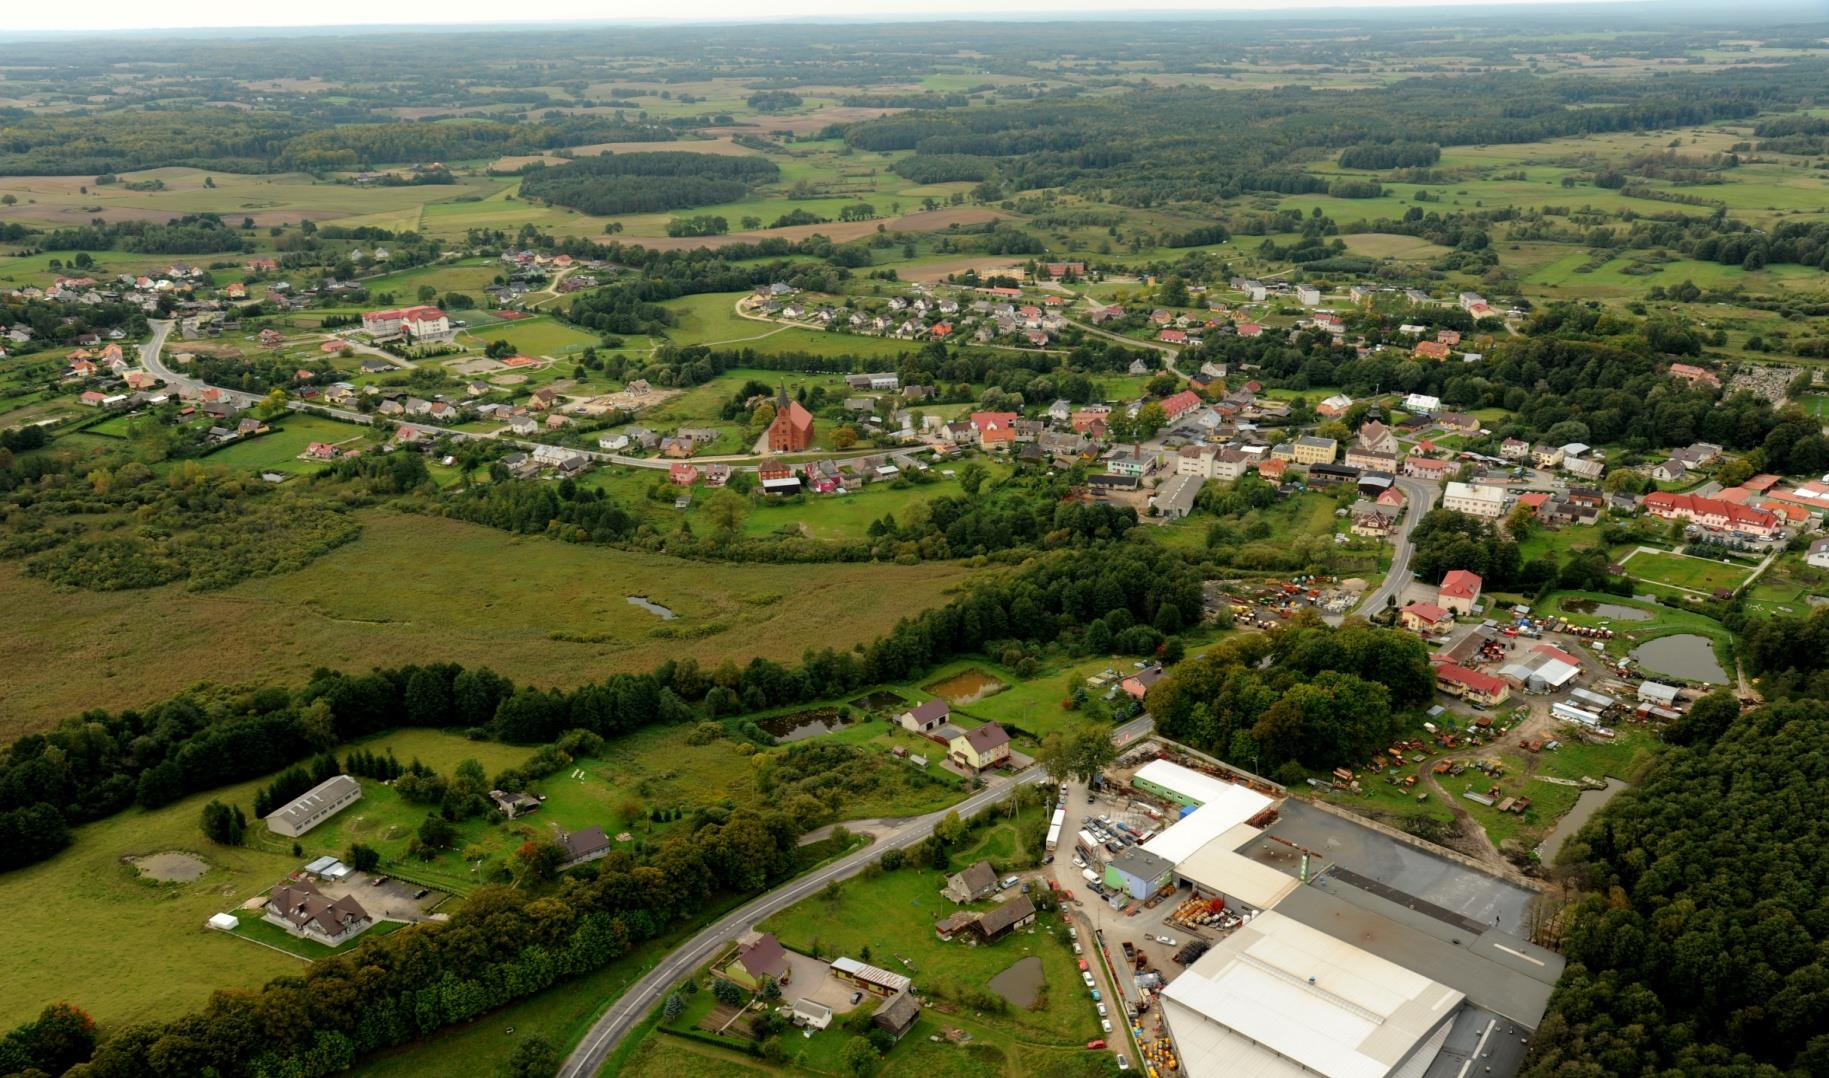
516,151 -> 780,216
1525,696 -> 1829,1076
1143,619 -> 1435,782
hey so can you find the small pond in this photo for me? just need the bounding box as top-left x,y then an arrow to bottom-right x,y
1537,779 -> 1628,863
1631,633 -> 1728,683
758,706 -> 849,742
626,595 -> 675,619
1561,599 -> 1650,621
925,669 -> 1009,705
987,955 -> 1045,1008
129,851 -> 209,882
850,691 -> 909,711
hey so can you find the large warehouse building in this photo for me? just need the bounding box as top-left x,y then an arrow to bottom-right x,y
1161,910 -> 1464,1078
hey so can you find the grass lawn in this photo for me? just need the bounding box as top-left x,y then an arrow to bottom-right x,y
0,509 -> 974,736
1621,549 -> 1757,594
0,726 -> 535,1031
463,316 -> 604,357
202,413 -> 374,474
757,863 -> 1101,1046
227,908 -> 407,959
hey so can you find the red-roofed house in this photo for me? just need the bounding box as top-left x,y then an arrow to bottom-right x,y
669,462 -> 700,486
1402,457 -> 1455,480
1438,570 -> 1483,615
1158,329 -> 1188,344
1257,458 -> 1287,481
1435,663 -> 1510,706
1070,411 -> 1109,436
971,411 -> 1019,450
1516,491 -> 1550,512
1236,323 -> 1264,338
1412,340 -> 1451,361
1158,390 -> 1202,421
1400,602 -> 1452,632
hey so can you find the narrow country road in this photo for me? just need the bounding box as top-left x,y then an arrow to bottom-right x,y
557,714 -> 1154,1078
1353,476 -> 1442,617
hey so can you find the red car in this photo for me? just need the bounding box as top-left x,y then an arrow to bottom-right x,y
1086,1040 -> 1107,1050
1077,959 -> 1090,972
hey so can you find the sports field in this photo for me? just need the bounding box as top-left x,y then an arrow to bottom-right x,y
1622,549 -> 1758,594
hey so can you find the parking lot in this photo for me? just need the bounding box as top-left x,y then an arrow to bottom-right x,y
318,872 -> 448,921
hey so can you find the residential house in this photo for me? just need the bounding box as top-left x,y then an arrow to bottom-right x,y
557,826 -> 611,869
1438,570 -> 1484,615
758,458 -> 800,494
1104,446 -> 1159,477
1295,285 -> 1321,306
1121,665 -> 1166,700
1402,393 -> 1441,414
947,723 -> 1011,773
1500,438 -> 1531,460
1435,412 -> 1479,435
1651,458 -> 1691,483
898,699 -> 950,734
729,932 -> 792,989
264,881 -> 372,946
489,789 -> 540,818
1400,602 -> 1454,633
1532,444 -> 1565,469
971,411 -> 1019,451
1345,447 -> 1398,473
973,895 -> 1038,942
703,463 -> 731,487
1808,537 -> 1829,570
1275,436 -> 1337,466
943,860 -> 1000,904
1158,390 -> 1203,422
1413,340 -> 1451,361
668,462 -> 700,486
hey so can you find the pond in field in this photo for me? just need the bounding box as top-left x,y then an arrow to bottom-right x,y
626,595 -> 675,619
1536,779 -> 1628,864
1631,634 -> 1728,683
987,955 -> 1045,1008
1561,599 -> 1650,621
850,691 -> 909,711
128,851 -> 209,882
924,669 -> 1009,705
758,706 -> 848,742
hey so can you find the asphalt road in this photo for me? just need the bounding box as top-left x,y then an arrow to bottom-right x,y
1353,475 -> 1442,617
558,714 -> 1154,1078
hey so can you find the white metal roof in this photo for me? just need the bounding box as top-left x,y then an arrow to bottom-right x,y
1172,823 -> 1302,910
1134,759 -> 1254,807
1143,786 -> 1277,866
1532,659 -> 1580,688
1162,911 -> 1463,1078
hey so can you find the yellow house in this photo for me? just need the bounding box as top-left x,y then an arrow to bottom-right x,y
948,722 -> 1011,773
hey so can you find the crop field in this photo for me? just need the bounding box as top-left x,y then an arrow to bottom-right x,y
0,727 -> 518,1031
0,510 -> 974,735
1621,549 -> 1758,594
361,257 -> 506,301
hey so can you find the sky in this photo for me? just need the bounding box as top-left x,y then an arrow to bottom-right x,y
7,0 -> 1645,35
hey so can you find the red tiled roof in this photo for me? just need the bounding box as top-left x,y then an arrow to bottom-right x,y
1436,663 -> 1506,696
1440,570 -> 1483,600
1403,602 -> 1450,624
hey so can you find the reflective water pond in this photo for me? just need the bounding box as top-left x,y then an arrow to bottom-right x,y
988,955 -> 1045,1008
1631,633 -> 1727,683
626,595 -> 675,619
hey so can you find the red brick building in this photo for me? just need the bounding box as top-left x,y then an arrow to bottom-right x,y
766,386 -> 815,453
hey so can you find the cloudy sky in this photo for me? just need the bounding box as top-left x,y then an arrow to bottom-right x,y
9,1 -> 1634,34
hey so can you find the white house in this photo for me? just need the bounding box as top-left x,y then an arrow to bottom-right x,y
1443,481 -> 1506,519
1403,393 -> 1442,414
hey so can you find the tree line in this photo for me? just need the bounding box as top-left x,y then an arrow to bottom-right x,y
517,151 -> 779,216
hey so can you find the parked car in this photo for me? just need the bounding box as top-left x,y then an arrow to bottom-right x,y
1082,972 -> 1096,988
850,991 -> 863,1006
1078,959 -> 1090,972
1156,935 -> 1177,946
1085,1040 -> 1106,1051
1090,988 -> 1101,1002
1096,1003 -> 1108,1017
1001,875 -> 1019,890
1116,1054 -> 1131,1070
412,888 -> 429,900
1100,1019 -> 1113,1034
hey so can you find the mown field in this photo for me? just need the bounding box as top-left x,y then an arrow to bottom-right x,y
0,727 -> 516,1031
0,509 -> 974,736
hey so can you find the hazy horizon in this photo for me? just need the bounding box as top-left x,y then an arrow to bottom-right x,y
0,0 -> 1713,37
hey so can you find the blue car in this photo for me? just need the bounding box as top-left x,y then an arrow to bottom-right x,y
1090,988 -> 1102,1002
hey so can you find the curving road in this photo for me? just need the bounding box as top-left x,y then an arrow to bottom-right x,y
557,714 -> 1155,1078
1353,475 -> 1442,617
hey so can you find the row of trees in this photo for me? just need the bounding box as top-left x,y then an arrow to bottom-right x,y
0,544 -> 1201,874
